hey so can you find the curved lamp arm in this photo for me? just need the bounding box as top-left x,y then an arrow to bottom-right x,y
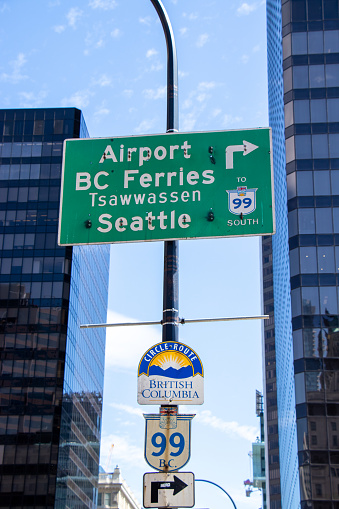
195,479 -> 237,509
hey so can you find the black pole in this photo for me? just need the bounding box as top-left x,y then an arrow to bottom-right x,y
150,0 -> 179,343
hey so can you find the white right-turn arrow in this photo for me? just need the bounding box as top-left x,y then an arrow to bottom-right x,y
226,140 -> 259,169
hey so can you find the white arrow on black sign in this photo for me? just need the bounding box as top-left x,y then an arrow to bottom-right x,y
151,475 -> 188,503
143,472 -> 195,508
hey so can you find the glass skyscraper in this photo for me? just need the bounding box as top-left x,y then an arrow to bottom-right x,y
0,108 -> 110,508
265,0 -> 339,507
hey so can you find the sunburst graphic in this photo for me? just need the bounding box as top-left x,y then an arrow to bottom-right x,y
150,352 -> 191,370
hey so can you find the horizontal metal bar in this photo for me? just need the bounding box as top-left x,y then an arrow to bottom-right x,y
80,315 -> 269,329
179,315 -> 269,324
80,320 -> 162,329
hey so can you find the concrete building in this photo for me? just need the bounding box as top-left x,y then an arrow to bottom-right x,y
98,467 -> 141,509
0,108 -> 110,508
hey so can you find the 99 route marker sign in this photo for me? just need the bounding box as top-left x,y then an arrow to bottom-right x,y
144,413 -> 194,472
143,472 -> 195,508
58,128 -> 274,245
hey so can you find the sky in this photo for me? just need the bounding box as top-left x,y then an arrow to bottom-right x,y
0,1 -> 269,508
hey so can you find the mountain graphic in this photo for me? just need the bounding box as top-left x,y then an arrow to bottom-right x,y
148,365 -> 193,378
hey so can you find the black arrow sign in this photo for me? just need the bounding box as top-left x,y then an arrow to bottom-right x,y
151,475 -> 188,503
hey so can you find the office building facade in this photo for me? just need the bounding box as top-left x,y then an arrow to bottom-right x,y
0,108 -> 110,508
265,0 -> 339,507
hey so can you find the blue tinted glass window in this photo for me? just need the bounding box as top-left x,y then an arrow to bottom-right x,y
295,373 -> 306,405
302,287 -> 320,314
328,99 -> 339,123
324,30 -> 339,53
309,65 -> 325,88
312,135 -> 329,159
319,287 -> 337,314
293,329 -> 303,359
290,248 -> 300,276
299,209 -> 315,233
296,135 -> 312,158
297,171 -> 313,195
308,32 -> 323,54
317,246 -> 335,272
292,32 -> 308,54
293,66 -> 309,88
333,209 -> 339,233
324,0 -> 339,18
289,209 -> 299,236
292,288 -> 302,317
310,99 -> 327,123
314,171 -> 330,195
329,134 -> 339,158
326,64 -> 339,87
295,100 -> 310,123
300,247 -> 317,273
316,208 -> 333,233
31,143 -> 42,157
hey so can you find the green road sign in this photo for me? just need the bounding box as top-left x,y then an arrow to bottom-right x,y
58,128 -> 275,245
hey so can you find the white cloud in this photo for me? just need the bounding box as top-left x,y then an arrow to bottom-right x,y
252,44 -> 260,52
122,89 -> 134,98
100,433 -> 144,469
223,113 -> 243,127
212,108 -> 222,117
110,403 -> 144,418
67,7 -> 83,28
139,16 -> 151,26
181,111 -> 198,132
146,48 -> 158,59
89,0 -> 117,9
180,27 -> 188,36
94,107 -> 110,117
18,89 -> 48,108
241,54 -> 250,64
105,310 -> 161,369
236,2 -> 263,16
195,410 -> 259,441
196,93 -> 207,103
143,86 -> 166,100
53,25 -> 66,33
111,28 -> 122,38
179,70 -> 189,78
0,3 -> 9,13
93,74 -> 111,87
183,12 -> 198,20
61,89 -> 92,109
196,33 -> 209,48
198,81 -> 216,91
95,39 -> 105,48
0,53 -> 28,84
150,63 -> 163,72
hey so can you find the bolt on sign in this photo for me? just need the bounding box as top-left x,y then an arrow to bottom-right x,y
137,341 -> 204,405
58,128 -> 275,245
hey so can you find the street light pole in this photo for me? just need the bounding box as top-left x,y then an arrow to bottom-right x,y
195,479 -> 238,509
149,0 -> 179,343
